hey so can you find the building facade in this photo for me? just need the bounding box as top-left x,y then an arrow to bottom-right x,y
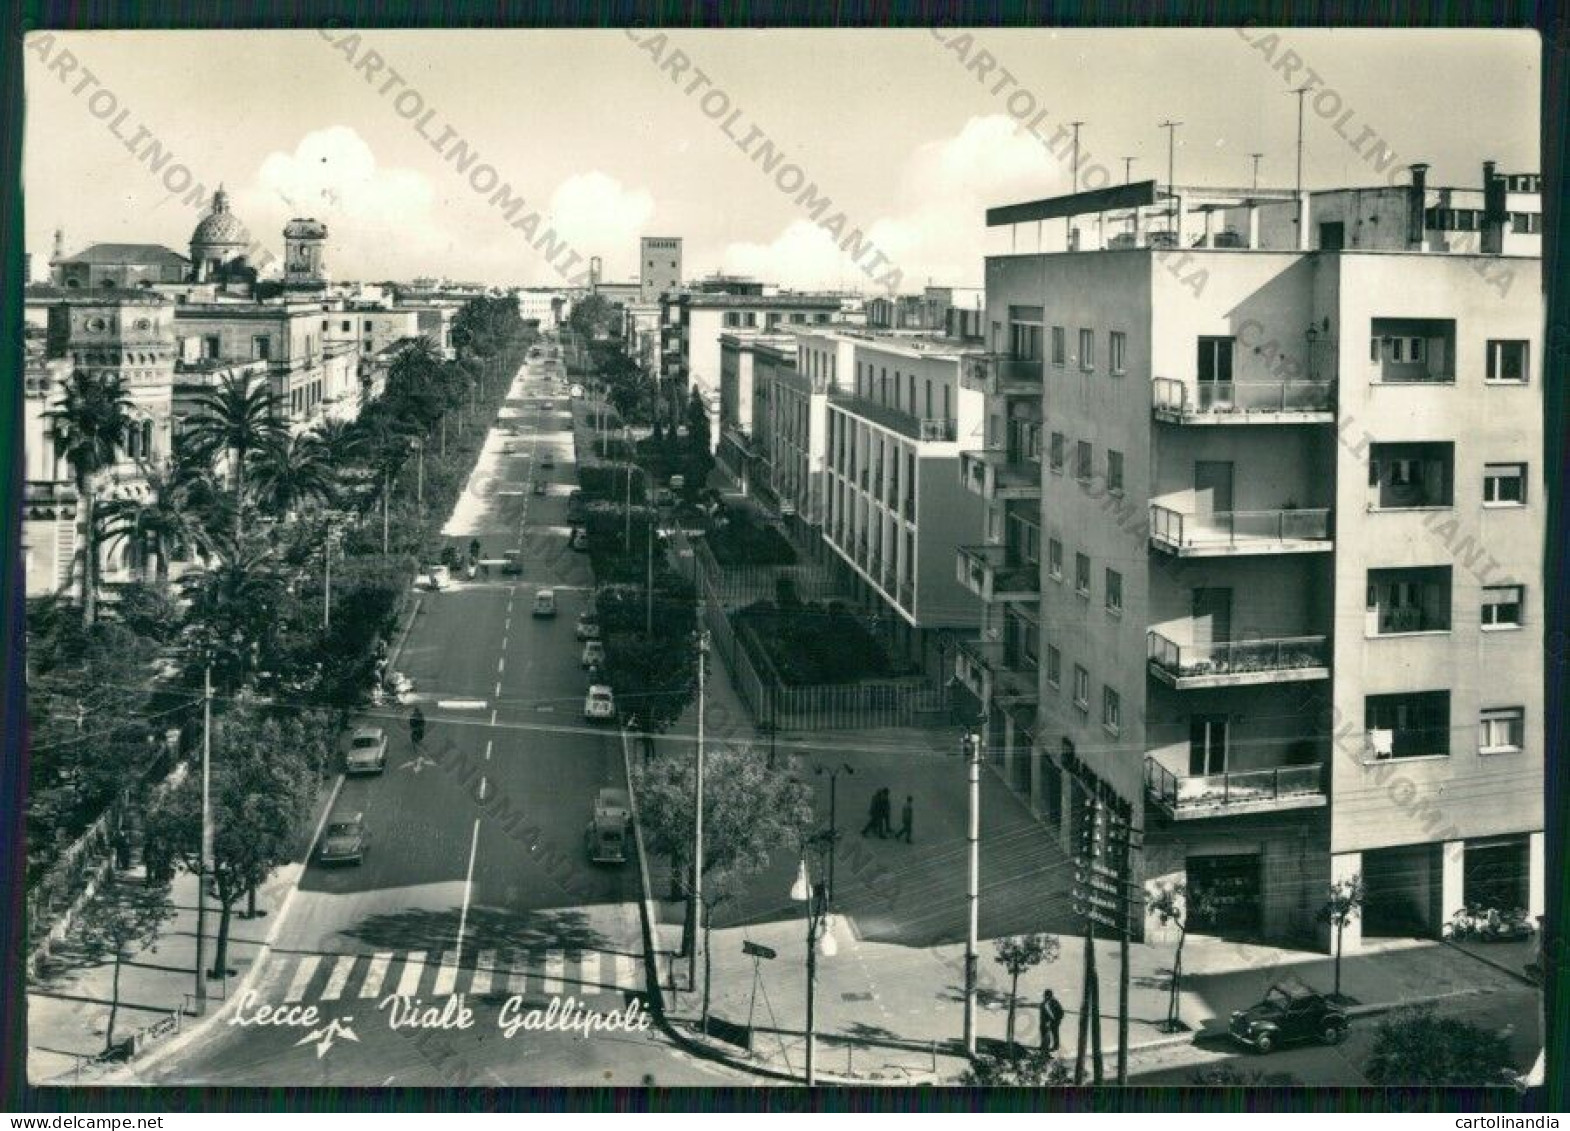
969,163 -> 1544,948
639,236 -> 683,302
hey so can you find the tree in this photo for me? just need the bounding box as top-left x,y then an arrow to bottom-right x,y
993,933 -> 1062,1047
961,1047 -> 1072,1086
47,371 -> 135,621
250,433 -> 337,519
69,875 -> 174,1054
682,388 -> 714,494
633,744 -> 813,1024
1364,1006 -> 1513,1086
1318,874 -> 1365,1001
1148,881 -> 1219,1032
144,709 -> 324,978
180,372 -> 288,544
99,461 -> 218,584
180,541 -> 286,692
567,293 -> 616,341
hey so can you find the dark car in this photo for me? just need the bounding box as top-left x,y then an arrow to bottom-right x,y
1228,978 -> 1348,1054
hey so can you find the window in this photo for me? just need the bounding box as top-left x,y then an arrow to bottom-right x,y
1479,708 -> 1524,754
1486,340 -> 1529,384
1510,212 -> 1542,234
253,335 -> 270,361
1109,331 -> 1126,375
1365,690 -> 1450,760
1482,585 -> 1524,629
1074,553 -> 1091,597
1072,665 -> 1090,711
1078,329 -> 1095,371
1105,569 -> 1122,615
1048,539 -> 1063,581
1106,450 -> 1124,495
1051,326 -> 1066,366
341,320 -> 351,333
1102,687 -> 1121,735
1197,336 -> 1234,384
1049,432 -> 1065,473
1483,463 -> 1526,505
725,312 -> 741,327
1075,441 -> 1092,481
1046,644 -> 1061,688
204,336 -> 221,359
364,320 -> 374,331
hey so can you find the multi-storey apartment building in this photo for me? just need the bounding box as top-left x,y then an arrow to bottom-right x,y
717,331 -> 799,493
639,236 -> 683,302
752,338 -> 820,532
661,290 -> 843,450
821,330 -> 986,672
970,163 -> 1543,948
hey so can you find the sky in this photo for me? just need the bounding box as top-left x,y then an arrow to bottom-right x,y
22,28 -> 1540,290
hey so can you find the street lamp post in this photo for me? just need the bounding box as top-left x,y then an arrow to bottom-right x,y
413,437 -> 425,510
813,763 -> 854,902
962,730 -> 981,1056
790,846 -> 838,1086
688,630 -> 710,990
194,661 -> 214,1013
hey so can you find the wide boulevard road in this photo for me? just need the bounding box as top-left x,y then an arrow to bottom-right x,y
145,346 -> 744,1087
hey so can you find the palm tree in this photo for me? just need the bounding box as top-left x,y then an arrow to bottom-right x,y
309,418 -> 366,482
99,462 -> 218,584
250,433 -> 337,520
180,540 -> 285,692
47,372 -> 134,622
181,372 -> 287,544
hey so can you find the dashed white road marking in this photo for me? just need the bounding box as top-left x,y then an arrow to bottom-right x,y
319,955 -> 354,1002
543,950 -> 564,994
472,952 -> 497,996
614,954 -> 637,990
579,951 -> 601,991
361,953 -> 393,999
484,739 -> 493,761
284,955 -> 321,1003
437,699 -> 488,710
433,952 -> 460,997
497,656 -> 506,674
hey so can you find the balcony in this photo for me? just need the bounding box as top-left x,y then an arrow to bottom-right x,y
918,418 -> 957,442
956,638 -> 1040,708
962,353 -> 1043,398
957,543 -> 1040,604
1147,631 -> 1329,689
1145,758 -> 1327,819
1152,377 -> 1336,424
960,448 -> 1042,501
1149,504 -> 1333,557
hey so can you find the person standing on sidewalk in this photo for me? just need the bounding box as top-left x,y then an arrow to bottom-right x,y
1039,988 -> 1064,1053
895,795 -> 914,843
862,788 -> 890,838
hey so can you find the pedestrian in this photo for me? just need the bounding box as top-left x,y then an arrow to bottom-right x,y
895,795 -> 914,843
860,789 -> 884,838
1039,988 -> 1064,1053
876,787 -> 892,838
410,705 -> 427,748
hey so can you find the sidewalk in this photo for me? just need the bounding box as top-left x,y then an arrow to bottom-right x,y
26,857 -> 301,1084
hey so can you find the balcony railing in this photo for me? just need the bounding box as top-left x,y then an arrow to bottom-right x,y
918,418 -> 958,442
1147,631 -> 1330,688
1149,504 -> 1333,556
961,353 -> 1043,397
957,543 -> 1040,603
1145,758 -> 1327,818
959,448 -> 1042,501
956,638 -> 1040,707
1153,377 -> 1336,422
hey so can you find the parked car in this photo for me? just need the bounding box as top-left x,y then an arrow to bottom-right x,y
427,565 -> 452,591
1229,978 -> 1348,1054
540,452 -> 555,470
570,383 -> 585,399
345,727 -> 388,775
501,550 -> 523,575
318,813 -> 368,866
541,400 -> 554,412
581,639 -> 606,668
566,490 -> 586,522
653,488 -> 676,508
584,786 -> 632,862
575,611 -> 601,641
582,684 -> 616,723
533,588 -> 557,617
568,527 -> 589,552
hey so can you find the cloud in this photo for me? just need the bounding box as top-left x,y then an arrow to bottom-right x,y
543,171 -> 656,279
718,114 -> 1073,290
245,125 -> 443,277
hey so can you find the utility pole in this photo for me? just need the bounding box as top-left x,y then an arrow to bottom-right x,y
414,438 -> 425,510
1122,156 -> 1136,184
814,763 -> 854,901
645,506 -> 654,637
962,730 -> 981,1057
382,467 -> 391,554
1074,787 -> 1110,1085
688,630 -> 710,991
1067,120 -> 1085,245
1292,87 -> 1309,204
1249,151 -> 1264,192
1110,801 -> 1135,1085
195,663 -> 213,1013
1158,120 -> 1182,236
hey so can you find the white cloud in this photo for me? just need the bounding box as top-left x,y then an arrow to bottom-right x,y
543,171 -> 656,279
719,114 -> 1074,290
244,125 -> 444,278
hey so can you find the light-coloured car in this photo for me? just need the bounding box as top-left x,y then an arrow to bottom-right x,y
533,588 -> 557,618
583,684 -> 616,722
581,639 -> 606,668
540,452 -> 555,470
568,527 -> 589,552
318,814 -> 368,865
345,727 -> 388,774
575,611 -> 601,641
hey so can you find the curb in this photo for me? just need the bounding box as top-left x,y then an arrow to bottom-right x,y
1440,939 -> 1540,988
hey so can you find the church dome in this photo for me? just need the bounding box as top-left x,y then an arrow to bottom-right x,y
191,187 -> 248,249
284,217 -> 328,240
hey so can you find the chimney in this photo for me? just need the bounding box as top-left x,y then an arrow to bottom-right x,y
1481,160 -> 1507,254
1407,163 -> 1429,249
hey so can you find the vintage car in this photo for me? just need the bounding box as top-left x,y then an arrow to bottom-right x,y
318,813 -> 368,866
1228,977 -> 1349,1054
582,683 -> 616,723
345,727 -> 388,775
501,550 -> 523,575
581,639 -> 607,669
575,611 -> 601,641
533,588 -> 558,618
584,787 -> 632,864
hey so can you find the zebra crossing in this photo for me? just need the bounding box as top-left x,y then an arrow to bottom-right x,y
271,947 -> 645,1007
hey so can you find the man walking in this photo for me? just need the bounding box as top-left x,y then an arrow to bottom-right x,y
410,704 -> 427,749
861,788 -> 885,838
1039,988 -> 1065,1053
895,795 -> 914,843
